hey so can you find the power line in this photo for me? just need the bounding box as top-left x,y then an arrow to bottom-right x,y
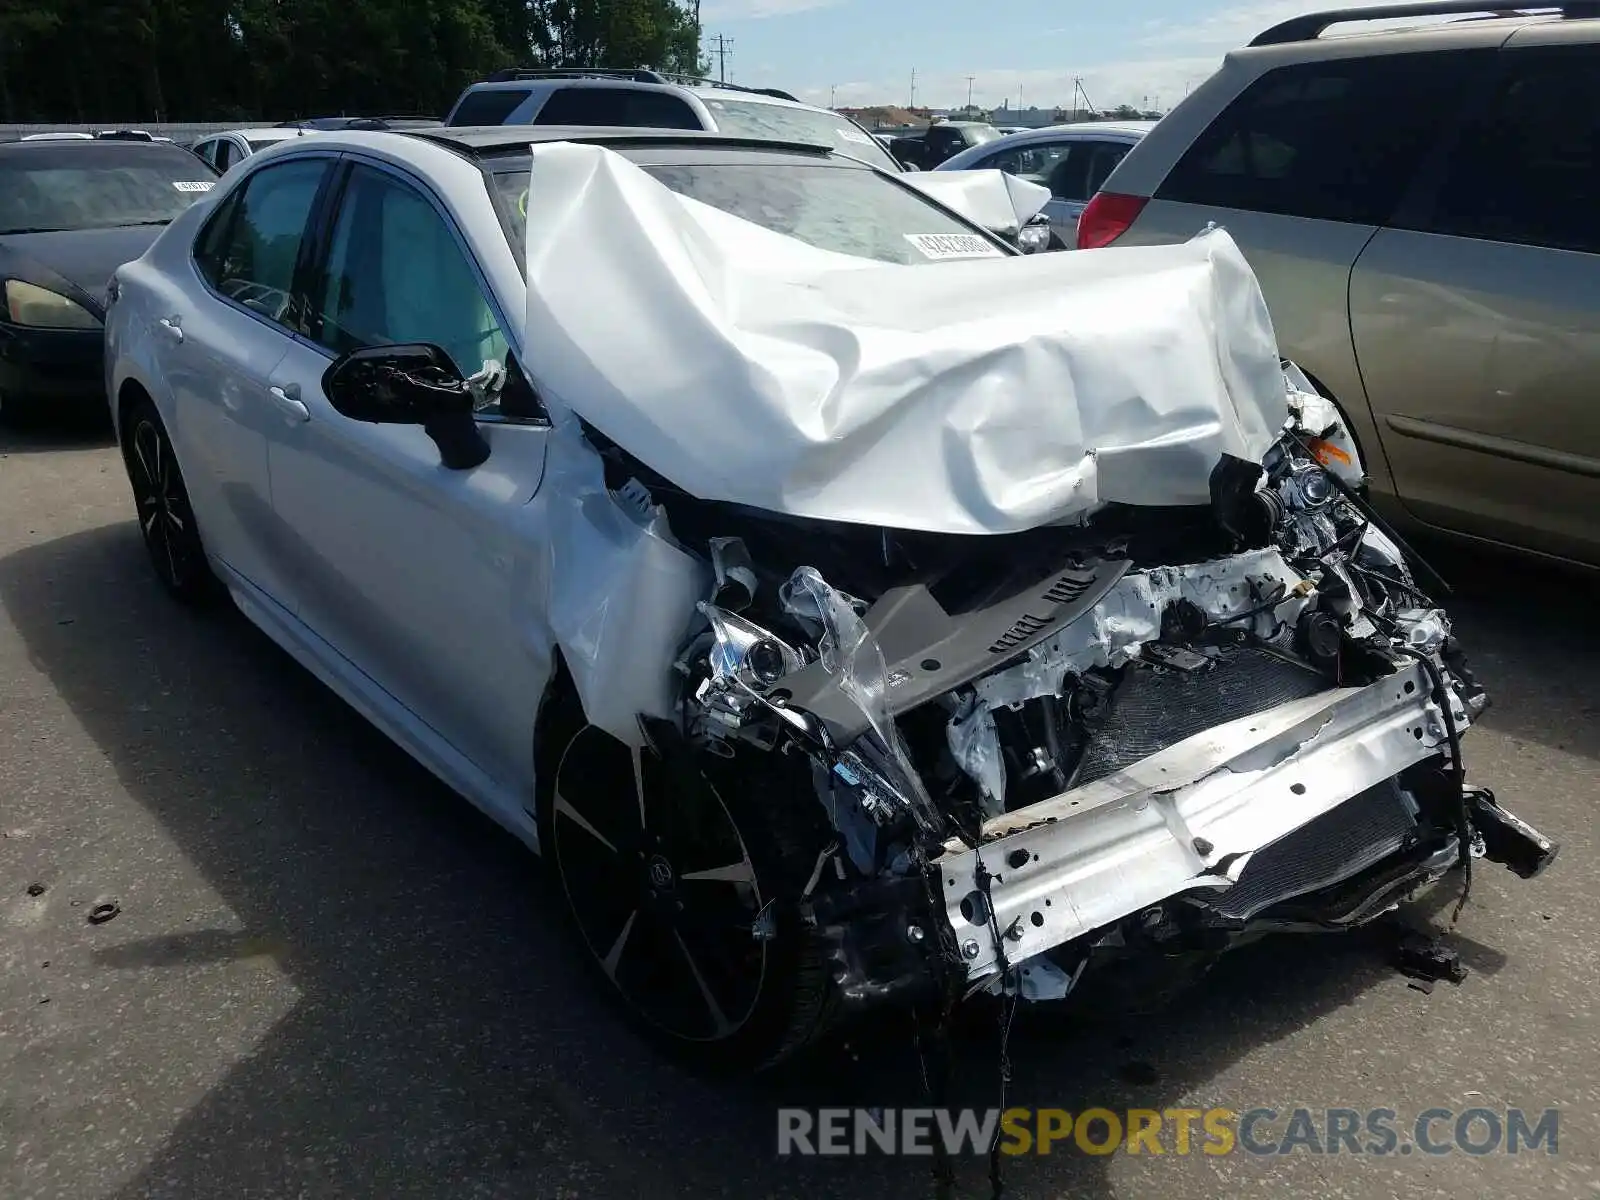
708,33 -> 733,83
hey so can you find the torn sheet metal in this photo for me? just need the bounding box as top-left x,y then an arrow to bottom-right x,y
940,660 -> 1454,980
899,168 -> 1052,236
520,141 -> 1287,535
537,424 -> 710,746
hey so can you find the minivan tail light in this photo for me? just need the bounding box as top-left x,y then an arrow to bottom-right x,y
1076,192 -> 1148,250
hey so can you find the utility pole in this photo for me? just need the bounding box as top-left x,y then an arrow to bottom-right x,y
909,68 -> 917,109
708,33 -> 733,83
965,75 -> 975,111
830,84 -> 836,108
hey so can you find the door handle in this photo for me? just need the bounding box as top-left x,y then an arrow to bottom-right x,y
268,385 -> 310,424
157,316 -> 183,343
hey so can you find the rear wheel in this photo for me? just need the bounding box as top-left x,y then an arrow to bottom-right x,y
536,683 -> 838,1069
120,398 -> 219,604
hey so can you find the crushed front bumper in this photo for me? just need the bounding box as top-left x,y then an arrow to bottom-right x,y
934,660 -> 1471,982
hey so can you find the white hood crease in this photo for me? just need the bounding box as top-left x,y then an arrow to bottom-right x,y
521,142 -> 1287,536
897,168 -> 1052,236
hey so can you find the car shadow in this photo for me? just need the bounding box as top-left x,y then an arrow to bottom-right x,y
0,408 -> 116,453
0,521 -> 1533,1199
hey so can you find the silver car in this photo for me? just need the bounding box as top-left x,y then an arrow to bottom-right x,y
1084,0 -> 1600,568
938,121 -> 1156,244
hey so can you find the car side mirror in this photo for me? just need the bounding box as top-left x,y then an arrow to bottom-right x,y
322,343 -> 490,470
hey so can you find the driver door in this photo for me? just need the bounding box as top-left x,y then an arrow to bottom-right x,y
264,158 -> 552,811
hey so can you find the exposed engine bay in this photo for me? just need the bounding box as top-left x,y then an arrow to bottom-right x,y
583,365 -> 1558,1016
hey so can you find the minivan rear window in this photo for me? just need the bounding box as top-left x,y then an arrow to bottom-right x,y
1157,50 -> 1493,225
448,88 -> 533,127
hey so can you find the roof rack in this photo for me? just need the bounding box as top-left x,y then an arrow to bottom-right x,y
484,68 -> 670,84
1250,0 -> 1600,44
480,67 -> 800,103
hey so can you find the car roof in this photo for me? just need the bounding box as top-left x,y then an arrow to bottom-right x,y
456,73 -> 839,116
203,128 -> 311,142
994,120 -> 1157,140
0,137 -> 210,163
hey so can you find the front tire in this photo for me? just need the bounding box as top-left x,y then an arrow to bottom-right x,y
120,398 -> 219,605
536,682 -> 838,1070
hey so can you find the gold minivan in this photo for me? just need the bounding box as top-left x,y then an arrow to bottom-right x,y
1084,1 -> 1600,568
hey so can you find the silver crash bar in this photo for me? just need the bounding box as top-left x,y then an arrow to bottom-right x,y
934,661 -> 1454,981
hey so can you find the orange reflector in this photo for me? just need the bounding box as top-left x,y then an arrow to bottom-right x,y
1310,438 -> 1352,467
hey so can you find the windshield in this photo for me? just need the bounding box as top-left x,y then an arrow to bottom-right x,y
492,159 -> 1006,267
0,146 -> 217,234
701,98 -> 903,172
965,125 -> 1003,145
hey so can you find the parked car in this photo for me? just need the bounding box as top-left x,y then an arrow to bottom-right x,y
889,120 -> 1003,170
0,136 -> 217,423
190,127 -> 315,173
1085,0 -> 1600,568
938,120 -> 1156,244
21,132 -> 93,141
105,124 -> 1552,1068
277,116 -> 445,131
445,69 -> 901,172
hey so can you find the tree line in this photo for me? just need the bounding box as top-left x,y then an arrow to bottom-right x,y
0,0 -> 706,124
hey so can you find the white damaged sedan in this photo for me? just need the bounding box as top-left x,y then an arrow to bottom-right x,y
104,126 -> 1556,1068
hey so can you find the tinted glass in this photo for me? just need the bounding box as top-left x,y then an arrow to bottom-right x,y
963,125 -> 1002,146
982,140 -> 1074,187
535,86 -> 702,130
1157,51 -> 1490,225
311,166 -> 510,396
245,136 -> 288,152
448,87 -> 533,126
1419,50 -> 1600,255
194,157 -> 327,328
0,143 -> 219,234
491,160 -> 1004,266
703,98 -> 900,170
215,139 -> 242,170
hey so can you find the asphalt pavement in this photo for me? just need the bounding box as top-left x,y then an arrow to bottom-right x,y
2,416 -> 1598,1200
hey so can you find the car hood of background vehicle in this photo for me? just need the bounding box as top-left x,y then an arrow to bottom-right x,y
520,142 -> 1289,536
0,226 -> 164,315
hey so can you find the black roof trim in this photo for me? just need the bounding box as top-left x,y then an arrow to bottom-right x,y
1250,0 -> 1600,44
403,126 -> 833,159
480,67 -> 799,103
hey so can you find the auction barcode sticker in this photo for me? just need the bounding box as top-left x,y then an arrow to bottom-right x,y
905,233 -> 1004,260
172,181 -> 214,192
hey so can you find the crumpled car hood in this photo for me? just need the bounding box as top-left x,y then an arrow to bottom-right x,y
520,142 -> 1288,535
898,168 -> 1052,236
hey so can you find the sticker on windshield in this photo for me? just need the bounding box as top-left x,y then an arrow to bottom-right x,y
172,180 -> 214,192
905,233 -> 1004,260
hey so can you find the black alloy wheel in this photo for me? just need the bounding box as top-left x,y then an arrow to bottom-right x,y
538,687 -> 837,1068
122,400 -> 217,604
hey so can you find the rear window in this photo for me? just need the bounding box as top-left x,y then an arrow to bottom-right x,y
492,159 -> 1004,265
448,87 -> 533,127
535,87 -> 703,130
0,145 -> 218,234
1157,51 -> 1492,225
703,98 -> 901,171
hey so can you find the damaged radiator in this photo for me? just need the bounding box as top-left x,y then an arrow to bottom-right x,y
1075,646 -> 1332,785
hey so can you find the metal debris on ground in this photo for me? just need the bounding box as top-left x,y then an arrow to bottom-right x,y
1394,928 -> 1468,994
87,899 -> 121,925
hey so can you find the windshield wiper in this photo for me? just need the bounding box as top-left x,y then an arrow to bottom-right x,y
0,227 -> 71,235
119,219 -> 173,227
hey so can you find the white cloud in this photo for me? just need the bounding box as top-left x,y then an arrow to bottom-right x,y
1139,0 -> 1442,49
700,0 -> 846,18
799,0 -> 1466,111
798,55 -> 1223,113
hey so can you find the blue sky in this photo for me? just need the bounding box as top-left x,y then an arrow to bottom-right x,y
698,0 -> 1399,110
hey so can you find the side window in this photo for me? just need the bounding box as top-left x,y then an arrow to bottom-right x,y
986,141 -> 1074,187
1157,50 -> 1493,224
309,165 -> 513,412
215,139 -> 242,171
194,158 -> 328,330
535,86 -> 702,130
1418,50 -> 1600,255
1082,141 -> 1132,197
448,87 -> 532,126
192,139 -> 217,168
